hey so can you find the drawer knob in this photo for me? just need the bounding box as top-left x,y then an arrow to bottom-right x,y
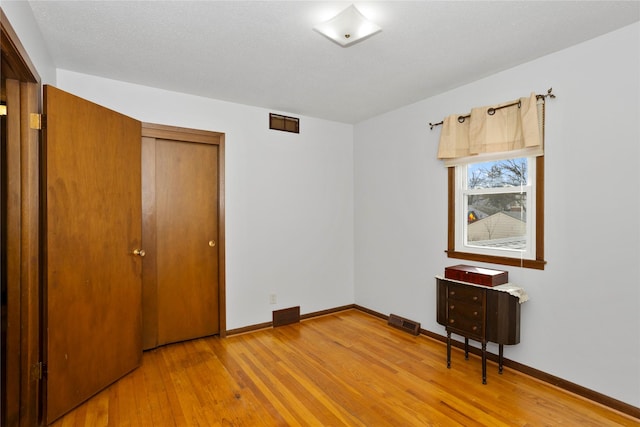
473,311 -> 478,316
472,326 -> 478,331
450,291 -> 456,296
449,319 -> 455,324
449,305 -> 455,310
473,296 -> 478,301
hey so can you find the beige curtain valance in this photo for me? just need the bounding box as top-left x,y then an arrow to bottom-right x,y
437,93 -> 545,166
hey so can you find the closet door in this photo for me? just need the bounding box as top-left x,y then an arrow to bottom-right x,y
42,85 -> 143,424
141,124 -> 224,349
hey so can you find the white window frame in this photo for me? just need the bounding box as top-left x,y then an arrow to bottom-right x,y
454,157 -> 537,262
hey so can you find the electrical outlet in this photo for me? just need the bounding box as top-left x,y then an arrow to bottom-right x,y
269,294 -> 277,304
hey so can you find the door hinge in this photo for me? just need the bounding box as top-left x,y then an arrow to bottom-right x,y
29,113 -> 45,130
31,362 -> 46,381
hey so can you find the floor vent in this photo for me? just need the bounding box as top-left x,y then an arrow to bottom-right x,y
388,313 -> 421,336
273,306 -> 301,327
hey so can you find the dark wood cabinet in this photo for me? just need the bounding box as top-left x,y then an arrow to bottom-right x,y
436,278 -> 521,384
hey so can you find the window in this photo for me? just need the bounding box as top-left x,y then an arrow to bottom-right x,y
447,156 -> 545,270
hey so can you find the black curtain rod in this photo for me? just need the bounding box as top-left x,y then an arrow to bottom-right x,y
428,88 -> 555,130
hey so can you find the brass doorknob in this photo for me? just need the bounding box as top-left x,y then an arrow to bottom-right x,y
209,240 -> 216,247
133,249 -> 146,257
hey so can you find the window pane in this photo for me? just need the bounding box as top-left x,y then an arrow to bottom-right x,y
467,193 -> 527,250
467,158 -> 528,189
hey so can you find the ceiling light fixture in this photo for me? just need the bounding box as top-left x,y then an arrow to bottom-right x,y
313,4 -> 381,47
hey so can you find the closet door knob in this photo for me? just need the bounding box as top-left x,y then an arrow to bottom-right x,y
209,240 -> 216,247
133,249 -> 146,257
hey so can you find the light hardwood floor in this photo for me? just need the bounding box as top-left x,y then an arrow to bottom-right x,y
51,309 -> 637,426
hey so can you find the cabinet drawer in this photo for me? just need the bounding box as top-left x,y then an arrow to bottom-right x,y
448,300 -> 483,322
447,316 -> 484,338
447,283 -> 484,304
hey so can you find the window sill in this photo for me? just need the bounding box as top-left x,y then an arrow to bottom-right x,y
446,250 -> 546,270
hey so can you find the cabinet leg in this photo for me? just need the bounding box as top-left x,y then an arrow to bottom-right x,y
446,331 -> 451,368
482,341 -> 487,384
464,338 -> 469,360
499,344 -> 504,374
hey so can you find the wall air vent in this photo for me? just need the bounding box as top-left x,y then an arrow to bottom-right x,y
269,113 -> 300,134
273,306 -> 301,327
388,313 -> 421,336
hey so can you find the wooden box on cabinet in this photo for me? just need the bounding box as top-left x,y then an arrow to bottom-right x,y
444,264 -> 508,287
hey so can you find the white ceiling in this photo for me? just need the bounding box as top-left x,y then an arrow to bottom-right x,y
27,1 -> 640,123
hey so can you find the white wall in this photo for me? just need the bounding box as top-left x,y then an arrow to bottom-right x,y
2,0 -> 56,85
56,70 -> 355,331
354,23 -> 640,407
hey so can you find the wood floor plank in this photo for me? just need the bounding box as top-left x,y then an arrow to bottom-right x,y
249,334 -> 364,426
50,309 -> 638,426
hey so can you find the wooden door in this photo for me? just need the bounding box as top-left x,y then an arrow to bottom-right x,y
141,124 -> 224,349
42,85 -> 143,424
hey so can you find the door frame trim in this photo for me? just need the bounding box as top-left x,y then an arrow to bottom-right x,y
141,123 -> 226,338
1,7 -> 41,427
